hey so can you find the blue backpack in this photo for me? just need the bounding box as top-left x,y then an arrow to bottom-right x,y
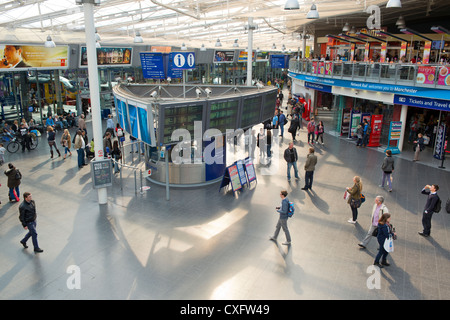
288,202 -> 295,218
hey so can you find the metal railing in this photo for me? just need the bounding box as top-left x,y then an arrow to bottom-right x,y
289,59 -> 450,89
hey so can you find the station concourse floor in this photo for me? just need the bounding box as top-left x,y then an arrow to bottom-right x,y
0,114 -> 449,302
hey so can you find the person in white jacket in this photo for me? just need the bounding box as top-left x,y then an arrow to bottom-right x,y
358,196 -> 389,249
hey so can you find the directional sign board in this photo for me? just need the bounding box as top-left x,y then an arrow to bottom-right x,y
140,52 -> 165,79
169,52 -> 195,70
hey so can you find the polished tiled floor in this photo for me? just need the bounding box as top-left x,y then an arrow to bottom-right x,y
0,108 -> 449,301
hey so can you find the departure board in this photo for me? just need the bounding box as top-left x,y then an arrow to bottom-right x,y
240,96 -> 262,128
209,100 -> 239,133
163,104 -> 203,144
261,91 -> 278,121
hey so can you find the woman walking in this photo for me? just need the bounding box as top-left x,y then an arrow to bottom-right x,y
47,126 -> 61,158
374,213 -> 395,268
60,129 -> 72,160
347,176 -> 363,224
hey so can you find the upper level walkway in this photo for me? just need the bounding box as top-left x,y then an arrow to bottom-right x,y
0,105 -> 449,301
289,59 -> 450,92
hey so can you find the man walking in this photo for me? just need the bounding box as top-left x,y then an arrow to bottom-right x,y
283,142 -> 299,182
270,190 -> 292,245
358,196 -> 388,249
302,147 -> 317,190
19,192 -> 43,253
419,184 -> 440,237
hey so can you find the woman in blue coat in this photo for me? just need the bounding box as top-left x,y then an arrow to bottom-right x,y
374,213 -> 394,268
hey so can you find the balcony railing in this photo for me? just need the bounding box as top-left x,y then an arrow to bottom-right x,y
289,59 -> 450,90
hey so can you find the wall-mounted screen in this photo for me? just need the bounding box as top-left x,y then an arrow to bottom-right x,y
241,96 -> 262,128
209,100 -> 239,133
214,50 -> 235,63
80,46 -> 132,67
163,104 -> 203,144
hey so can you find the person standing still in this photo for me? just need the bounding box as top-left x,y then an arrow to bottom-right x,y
413,133 -> 425,162
19,192 -> 43,253
270,190 -> 292,245
302,147 -> 317,191
419,184 -> 440,237
358,196 -> 388,249
279,111 -> 286,137
380,150 -> 394,192
307,118 -> 316,145
284,142 -> 299,182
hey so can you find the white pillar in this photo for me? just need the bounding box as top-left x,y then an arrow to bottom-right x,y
302,25 -> 307,59
398,104 -> 408,151
83,2 -> 107,204
247,17 -> 253,87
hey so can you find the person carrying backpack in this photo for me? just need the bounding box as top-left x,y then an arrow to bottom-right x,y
4,163 -> 21,202
419,184 -> 440,238
270,190 -> 292,245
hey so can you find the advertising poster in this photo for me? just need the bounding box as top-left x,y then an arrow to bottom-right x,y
238,51 -> 255,62
228,164 -> 242,192
368,114 -> 383,147
325,62 -> 333,75
350,44 -> 356,62
214,50 -> 235,63
349,111 -> 361,139
437,65 -> 450,86
400,42 -> 407,60
340,108 -> 351,136
416,66 -> 436,85
236,160 -> 248,187
80,46 -> 132,67
434,124 -> 447,160
312,61 -> 318,74
121,100 -> 129,132
380,43 -> 387,63
318,61 -> 325,75
364,42 -> 370,62
423,41 -> 431,64
386,121 -> 402,154
244,157 -> 256,183
0,45 -> 69,71
128,104 -> 139,139
138,106 -> 151,145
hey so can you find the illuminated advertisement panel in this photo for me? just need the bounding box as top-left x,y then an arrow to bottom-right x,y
0,44 -> 69,71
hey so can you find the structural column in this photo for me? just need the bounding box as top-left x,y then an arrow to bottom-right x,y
82,1 -> 107,204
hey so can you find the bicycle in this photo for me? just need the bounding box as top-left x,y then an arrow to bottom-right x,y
6,133 -> 38,153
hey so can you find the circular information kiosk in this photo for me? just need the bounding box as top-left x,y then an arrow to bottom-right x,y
113,83 -> 277,186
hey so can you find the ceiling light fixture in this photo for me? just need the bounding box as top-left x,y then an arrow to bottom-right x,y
200,44 -> 207,51
284,0 -> 300,10
342,22 -> 350,32
134,31 -> 143,43
386,0 -> 402,8
215,39 -> 222,47
44,35 -> 56,48
233,39 -> 239,47
306,4 -> 319,19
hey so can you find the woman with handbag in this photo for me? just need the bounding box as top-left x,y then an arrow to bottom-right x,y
358,196 -> 388,249
60,129 -> 72,160
374,213 -> 395,268
347,176 -> 363,224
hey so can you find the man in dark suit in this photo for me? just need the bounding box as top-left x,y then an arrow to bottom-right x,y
1,45 -> 32,69
419,184 -> 440,237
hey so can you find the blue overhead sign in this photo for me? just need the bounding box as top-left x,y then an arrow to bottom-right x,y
305,81 -> 332,93
394,95 -> 450,112
169,52 -> 195,70
140,52 -> 165,79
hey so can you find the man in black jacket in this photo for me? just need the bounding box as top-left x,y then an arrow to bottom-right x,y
19,192 -> 43,253
284,142 -> 299,182
419,184 -> 440,237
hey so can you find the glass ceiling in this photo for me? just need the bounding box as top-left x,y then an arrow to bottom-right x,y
0,0 -> 389,51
